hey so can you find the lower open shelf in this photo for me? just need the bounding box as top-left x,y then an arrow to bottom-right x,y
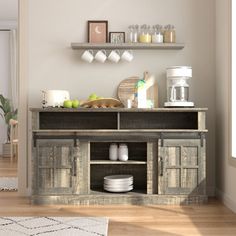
90,164 -> 147,194
90,189 -> 146,195
90,160 -> 147,165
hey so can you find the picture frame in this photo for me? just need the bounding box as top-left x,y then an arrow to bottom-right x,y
109,32 -> 125,43
88,21 -> 108,43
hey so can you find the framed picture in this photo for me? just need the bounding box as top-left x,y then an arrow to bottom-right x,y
109,32 -> 125,43
88,21 -> 108,43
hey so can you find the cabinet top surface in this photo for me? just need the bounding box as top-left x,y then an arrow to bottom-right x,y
30,108 -> 208,113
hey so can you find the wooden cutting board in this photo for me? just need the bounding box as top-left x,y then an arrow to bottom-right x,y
81,98 -> 123,108
117,77 -> 139,105
117,75 -> 159,107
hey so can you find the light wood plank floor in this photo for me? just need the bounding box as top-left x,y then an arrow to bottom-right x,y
0,193 -> 235,236
0,156 -> 17,177
0,157 -> 236,235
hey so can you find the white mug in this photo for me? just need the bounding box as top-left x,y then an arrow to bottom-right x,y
81,50 -> 94,63
95,50 -> 107,63
108,50 -> 120,63
121,50 -> 134,62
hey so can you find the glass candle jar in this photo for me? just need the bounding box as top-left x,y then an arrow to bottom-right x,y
164,24 -> 176,43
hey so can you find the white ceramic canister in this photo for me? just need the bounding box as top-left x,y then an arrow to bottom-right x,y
118,144 -> 128,161
109,143 -> 118,161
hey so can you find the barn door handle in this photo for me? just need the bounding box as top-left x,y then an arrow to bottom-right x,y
72,156 -> 77,176
159,157 -> 164,176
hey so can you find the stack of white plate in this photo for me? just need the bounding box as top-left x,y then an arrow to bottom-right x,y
104,175 -> 133,193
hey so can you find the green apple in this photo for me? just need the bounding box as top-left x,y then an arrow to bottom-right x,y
72,99 -> 80,108
63,100 -> 72,108
88,93 -> 97,101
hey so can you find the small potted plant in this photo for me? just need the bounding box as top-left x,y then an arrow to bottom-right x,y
0,94 -> 17,157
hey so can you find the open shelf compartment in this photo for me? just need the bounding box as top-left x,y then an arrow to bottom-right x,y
90,142 -> 147,194
120,112 -> 198,129
90,142 -> 147,162
90,164 -> 147,194
39,112 -> 117,129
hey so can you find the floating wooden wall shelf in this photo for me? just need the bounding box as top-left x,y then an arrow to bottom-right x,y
71,42 -> 185,50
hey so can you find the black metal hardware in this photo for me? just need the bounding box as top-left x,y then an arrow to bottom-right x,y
159,157 -> 164,176
160,133 -> 164,147
200,133 -> 204,147
72,156 -> 77,176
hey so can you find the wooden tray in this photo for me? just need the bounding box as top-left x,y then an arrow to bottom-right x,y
81,98 -> 123,108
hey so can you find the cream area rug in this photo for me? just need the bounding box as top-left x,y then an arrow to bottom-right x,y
0,177 -> 18,191
0,217 -> 108,236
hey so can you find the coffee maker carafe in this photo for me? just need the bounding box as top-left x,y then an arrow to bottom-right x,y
164,66 -> 194,107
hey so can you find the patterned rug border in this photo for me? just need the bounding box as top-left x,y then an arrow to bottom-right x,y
0,177 -> 18,191
0,216 -> 109,236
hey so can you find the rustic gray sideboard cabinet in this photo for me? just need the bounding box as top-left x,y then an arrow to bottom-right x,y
30,108 -> 207,205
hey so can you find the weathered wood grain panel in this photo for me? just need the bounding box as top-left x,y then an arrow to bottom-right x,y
158,139 -> 206,195
31,194 -> 208,205
34,139 -> 75,195
198,111 -> 206,130
147,142 -> 158,194
77,141 -> 90,194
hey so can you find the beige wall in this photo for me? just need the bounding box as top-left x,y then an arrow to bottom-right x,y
21,0 -> 216,195
216,0 -> 236,212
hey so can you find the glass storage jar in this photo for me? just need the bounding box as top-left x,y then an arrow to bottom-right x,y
164,24 -> 176,43
139,24 -> 151,43
127,25 -> 139,43
152,24 -> 163,43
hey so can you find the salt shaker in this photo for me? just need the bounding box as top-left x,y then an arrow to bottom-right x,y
109,143 -> 118,161
118,144 -> 128,161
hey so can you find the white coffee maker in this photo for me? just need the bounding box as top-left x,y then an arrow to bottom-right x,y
164,66 -> 194,107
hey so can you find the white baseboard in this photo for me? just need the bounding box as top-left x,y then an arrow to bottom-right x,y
216,188 -> 236,213
207,186 -> 216,196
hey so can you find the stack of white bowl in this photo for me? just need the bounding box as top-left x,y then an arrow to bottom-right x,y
104,175 -> 133,193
